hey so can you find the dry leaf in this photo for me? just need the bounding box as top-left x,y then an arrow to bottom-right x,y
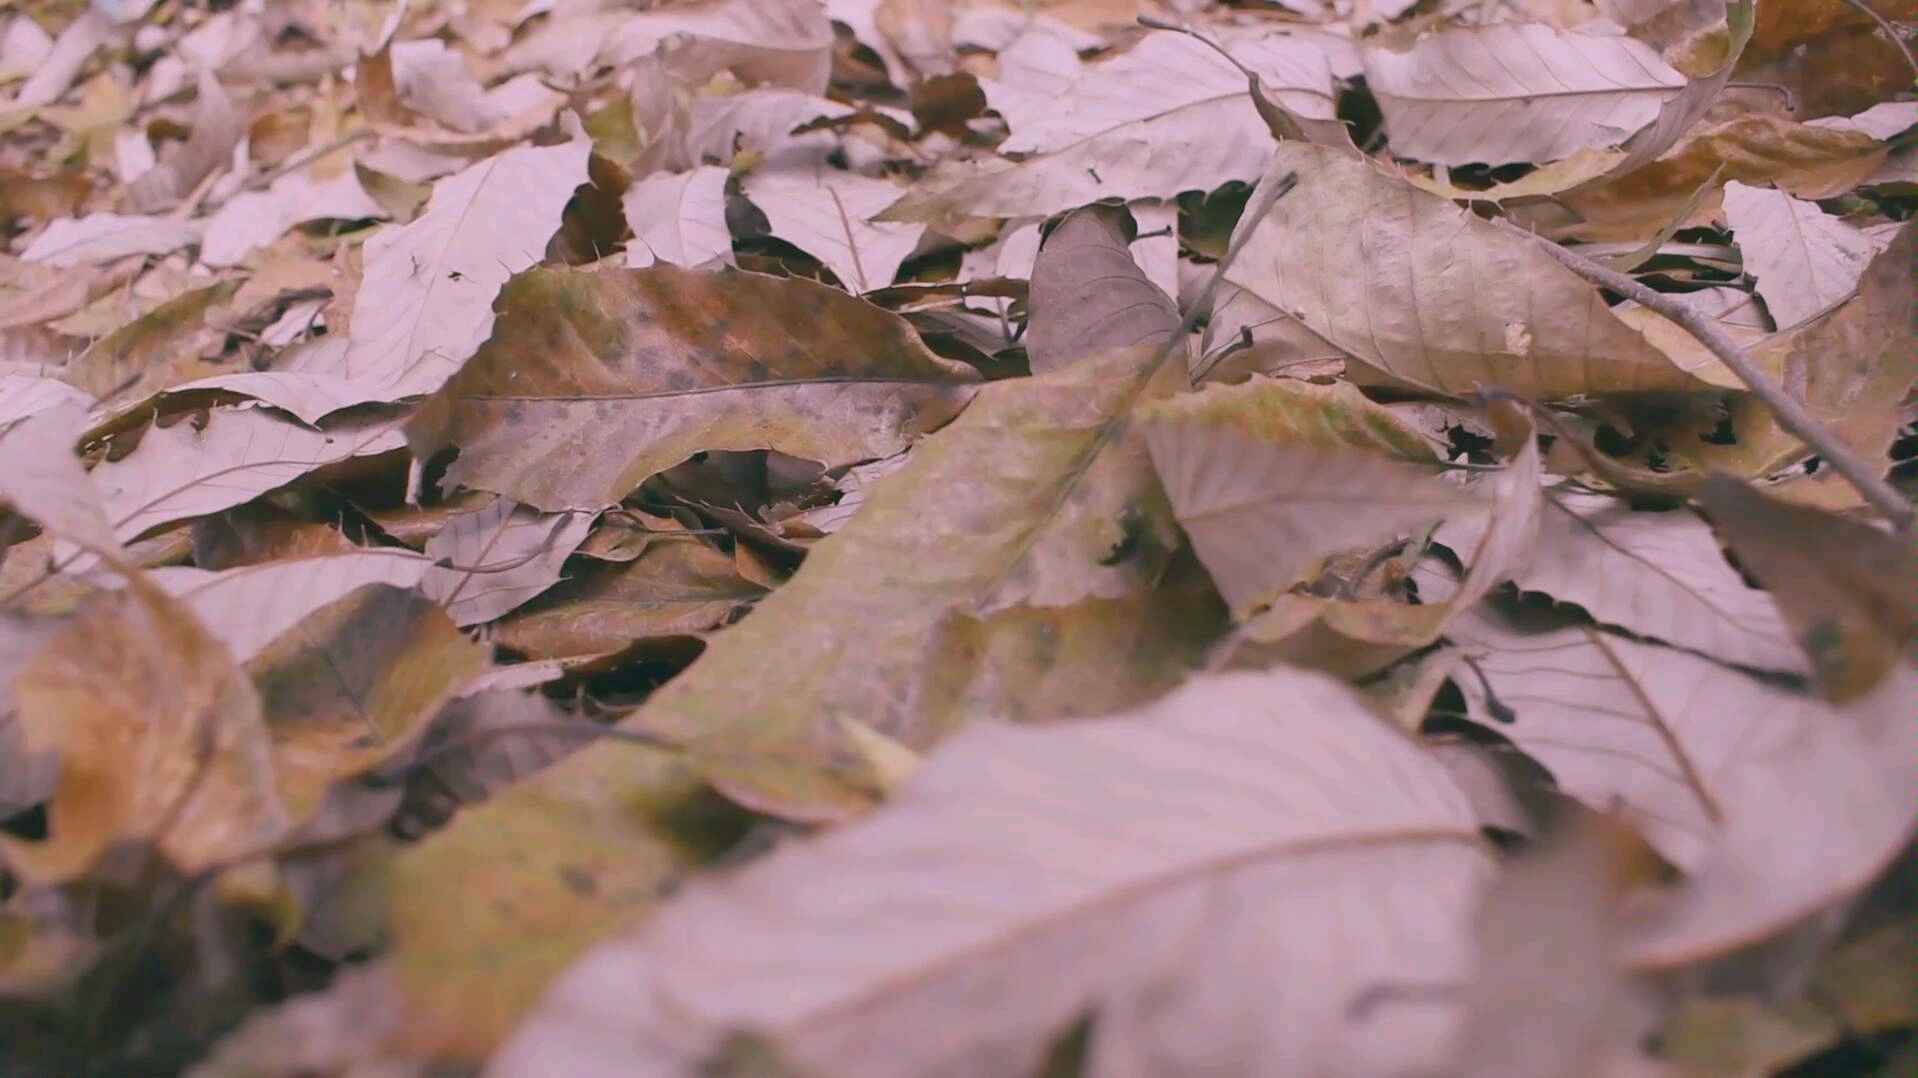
1451,605 -> 1918,969
1364,23 -> 1685,166
881,31 -> 1297,221
1437,487 -> 1805,672
1224,145 -> 1697,398
1025,203 -> 1180,375
1721,181 -> 1876,330
1140,377 -> 1472,617
0,569 -> 289,883
740,164 -> 925,292
490,536 -> 768,660
488,666 -> 1491,1078
91,408 -> 408,543
408,265 -> 979,511
20,212 -> 203,267
146,548 -> 438,664
340,140 -> 591,400
623,166 -> 732,269
419,497 -> 600,627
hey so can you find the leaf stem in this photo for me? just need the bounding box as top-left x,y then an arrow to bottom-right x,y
1495,219 -> 1917,535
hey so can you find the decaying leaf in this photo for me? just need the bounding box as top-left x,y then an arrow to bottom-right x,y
1722,181 -> 1877,331
1364,23 -> 1686,166
0,568 -> 288,883
488,666 -> 1491,1078
408,265 -> 979,511
1223,145 -> 1698,398
1141,377 -> 1475,617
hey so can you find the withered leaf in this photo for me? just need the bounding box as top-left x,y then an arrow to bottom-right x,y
409,265 -> 981,511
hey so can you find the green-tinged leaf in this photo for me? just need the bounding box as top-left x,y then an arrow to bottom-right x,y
1140,377 -> 1475,616
488,667 -> 1490,1078
625,343 -> 1204,822
1230,426 -> 1543,677
386,741 -> 705,1062
408,265 -> 980,511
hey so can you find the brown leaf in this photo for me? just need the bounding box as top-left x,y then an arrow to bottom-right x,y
408,265 -> 980,511
1697,475 -> 1917,702
1225,145 -> 1698,399
0,570 -> 288,884
0,169 -> 91,223
247,585 -> 488,832
491,536 -> 768,661
1025,204 -> 1181,376
61,279 -> 238,403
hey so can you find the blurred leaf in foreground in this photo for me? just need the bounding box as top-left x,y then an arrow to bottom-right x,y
488,666 -> 1490,1078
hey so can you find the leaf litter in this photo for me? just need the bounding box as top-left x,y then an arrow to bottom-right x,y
0,0 -> 1912,1075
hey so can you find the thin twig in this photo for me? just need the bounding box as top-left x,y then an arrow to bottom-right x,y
1497,219 -> 1917,534
1837,0 -> 1918,83
209,128 -> 376,209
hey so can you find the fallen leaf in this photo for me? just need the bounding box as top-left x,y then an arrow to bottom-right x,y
0,568 -> 289,883
408,265 -> 979,511
125,68 -> 244,213
1232,422 -> 1543,676
740,164 -> 925,291
1437,487 -> 1804,673
598,0 -> 834,94
1140,377 -> 1473,617
91,408 -> 408,544
62,279 -> 237,402
490,536 -> 768,660
419,497 -> 600,627
340,139 -> 591,400
146,548 -> 438,664
1224,144 -> 1697,398
494,342 -> 1190,827
880,31 -> 1290,221
1696,475 -> 1917,701
1447,807 -> 1661,1078
1024,203 -> 1180,375
1451,604 -> 1918,969
487,666 -> 1490,1078
1364,23 -> 1686,166
20,212 -> 203,268
1721,180 -> 1876,330
199,168 -> 389,268
623,166 -> 732,269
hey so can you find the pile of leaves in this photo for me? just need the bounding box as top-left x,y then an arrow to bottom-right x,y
0,0 -> 1913,1074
